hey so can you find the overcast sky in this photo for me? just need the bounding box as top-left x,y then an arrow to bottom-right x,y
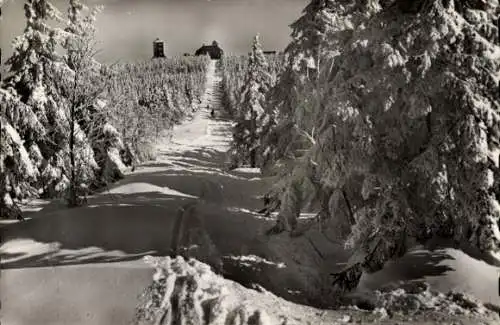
1,0 -> 307,63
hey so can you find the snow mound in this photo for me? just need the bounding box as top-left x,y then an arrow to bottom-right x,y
103,147 -> 127,179
370,280 -> 500,319
134,257 -> 500,325
107,182 -> 197,198
225,254 -> 286,269
232,167 -> 261,174
0,239 -> 60,264
134,256 -> 277,325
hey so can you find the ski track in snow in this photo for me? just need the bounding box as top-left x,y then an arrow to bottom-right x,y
1,60 -> 500,325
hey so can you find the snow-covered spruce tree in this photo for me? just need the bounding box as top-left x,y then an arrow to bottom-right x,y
260,0 -> 382,168
0,0 -> 36,220
260,0 -> 346,170
0,90 -> 42,219
260,0 -> 380,235
313,0 -> 499,293
53,0 -> 101,206
3,0 -> 80,198
230,34 -> 272,168
59,0 -> 127,203
1,0 -> 62,217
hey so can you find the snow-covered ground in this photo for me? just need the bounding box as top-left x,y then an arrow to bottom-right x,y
134,256 -> 500,325
1,60 -> 500,325
0,60 -> 272,325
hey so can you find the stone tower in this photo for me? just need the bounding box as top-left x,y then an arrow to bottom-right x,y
153,38 -> 165,58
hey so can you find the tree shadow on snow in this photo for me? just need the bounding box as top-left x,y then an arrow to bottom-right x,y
425,236 -> 500,267
103,148 -> 269,209
18,147 -> 267,219
358,249 -> 455,290
220,255 -> 306,302
1,129 -> 288,303
141,148 -> 225,169
1,193 -> 195,269
1,190 -> 274,270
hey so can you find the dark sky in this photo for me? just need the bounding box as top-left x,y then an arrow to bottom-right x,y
1,0 -> 307,63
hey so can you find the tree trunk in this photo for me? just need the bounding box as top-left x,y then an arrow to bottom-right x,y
0,176 -> 23,220
68,101 -> 77,207
250,110 -> 257,167
250,149 -> 256,168
342,188 -> 356,226
68,63 -> 79,208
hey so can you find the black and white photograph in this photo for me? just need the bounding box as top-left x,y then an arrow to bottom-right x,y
0,0 -> 499,324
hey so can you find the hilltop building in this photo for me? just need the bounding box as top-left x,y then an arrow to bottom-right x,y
153,38 -> 165,58
195,41 -> 224,60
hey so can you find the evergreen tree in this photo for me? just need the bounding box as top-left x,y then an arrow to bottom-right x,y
0,0 -> 58,218
3,0 -> 76,197
314,0 -> 499,293
230,34 -> 272,168
59,0 -> 106,205
260,0 -> 341,156
259,0 -> 380,234
261,2 -> 499,298
0,90 -> 41,219
261,0 -> 381,168
0,3 -> 27,220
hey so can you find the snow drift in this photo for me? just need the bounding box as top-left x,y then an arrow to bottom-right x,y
134,256 -> 500,325
134,256 -> 277,325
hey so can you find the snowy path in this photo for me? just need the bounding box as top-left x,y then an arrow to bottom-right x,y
1,60 -> 500,325
0,60 -> 277,325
